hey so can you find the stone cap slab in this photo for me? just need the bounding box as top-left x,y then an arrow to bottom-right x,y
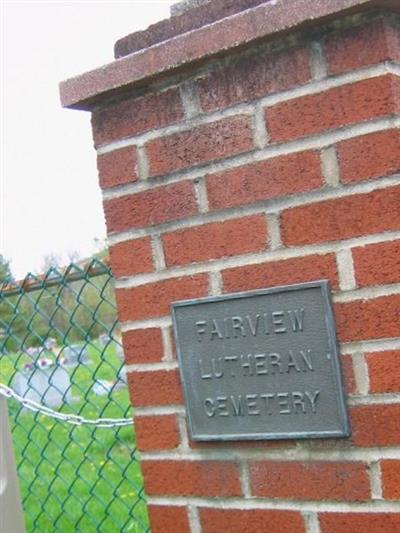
115,0 -> 268,58
59,0 -> 399,111
170,0 -> 213,18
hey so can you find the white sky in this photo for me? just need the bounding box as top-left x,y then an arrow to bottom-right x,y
2,0 -> 175,278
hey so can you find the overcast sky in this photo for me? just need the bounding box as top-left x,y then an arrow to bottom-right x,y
2,0 -> 175,278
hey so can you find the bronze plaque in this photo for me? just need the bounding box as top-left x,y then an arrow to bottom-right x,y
172,281 -> 350,441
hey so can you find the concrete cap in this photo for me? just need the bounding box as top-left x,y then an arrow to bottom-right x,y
114,0 -> 268,58
170,0 -> 213,17
59,0 -> 399,111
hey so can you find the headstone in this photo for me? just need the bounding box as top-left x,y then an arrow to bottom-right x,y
93,380 -> 113,396
13,365 -> 72,407
44,338 -> 57,351
26,347 -> 40,360
98,333 -> 112,347
117,365 -> 127,385
115,343 -> 124,360
62,344 -> 89,367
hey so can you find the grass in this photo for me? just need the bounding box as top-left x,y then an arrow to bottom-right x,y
2,342 -> 150,533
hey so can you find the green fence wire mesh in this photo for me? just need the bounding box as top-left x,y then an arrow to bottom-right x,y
0,258 -> 149,532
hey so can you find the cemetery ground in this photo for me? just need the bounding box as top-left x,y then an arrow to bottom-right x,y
2,342 -> 149,532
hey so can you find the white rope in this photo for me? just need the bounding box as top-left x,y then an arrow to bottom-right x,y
0,383 -> 133,428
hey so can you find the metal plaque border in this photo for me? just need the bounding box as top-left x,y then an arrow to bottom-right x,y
171,280 -> 351,442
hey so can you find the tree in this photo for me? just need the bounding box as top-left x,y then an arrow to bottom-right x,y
40,252 -> 62,273
0,255 -> 17,353
0,254 -> 13,283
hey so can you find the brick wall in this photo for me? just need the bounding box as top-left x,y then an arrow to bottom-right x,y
62,3 -> 400,532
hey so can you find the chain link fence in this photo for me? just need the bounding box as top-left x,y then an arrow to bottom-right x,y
0,258 -> 149,532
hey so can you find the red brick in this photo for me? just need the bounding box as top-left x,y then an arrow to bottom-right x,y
198,45 -> 310,112
163,215 -> 267,267
91,88 -> 184,146
127,369 -> 183,408
351,404 -> 400,446
325,17 -> 400,75
142,460 -> 242,497
337,129 -> 400,184
109,238 -> 153,278
200,508 -> 305,533
342,354 -> 356,394
148,505 -> 190,533
265,75 -> 399,142
335,294 -> 400,343
206,150 -> 323,210
353,240 -> 400,287
250,461 -> 370,501
381,459 -> 400,500
366,350 -> 400,393
122,328 -> 164,364
103,180 -> 198,233
134,415 -> 180,451
116,274 -> 208,322
146,116 -> 253,177
319,512 -> 400,533
281,186 -> 400,246
97,146 -> 138,189
222,253 -> 339,292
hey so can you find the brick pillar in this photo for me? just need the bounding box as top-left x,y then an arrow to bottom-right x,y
60,1 -> 400,531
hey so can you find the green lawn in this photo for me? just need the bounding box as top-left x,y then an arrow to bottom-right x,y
2,343 -> 150,533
